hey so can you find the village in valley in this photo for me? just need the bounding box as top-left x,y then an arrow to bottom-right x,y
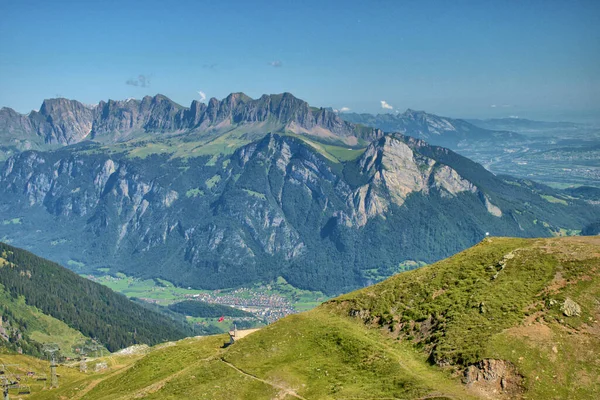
85,273 -> 327,326
181,287 -> 296,323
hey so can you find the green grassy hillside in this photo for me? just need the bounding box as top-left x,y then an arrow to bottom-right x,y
14,236 -> 600,399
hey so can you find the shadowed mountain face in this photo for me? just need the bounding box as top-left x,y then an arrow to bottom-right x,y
341,109 -> 523,148
0,98 -> 96,145
0,93 -> 380,148
0,131 -> 596,295
0,92 -> 597,294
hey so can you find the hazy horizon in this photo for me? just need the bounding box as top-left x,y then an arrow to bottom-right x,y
1,0 -> 599,123
3,91 -> 598,125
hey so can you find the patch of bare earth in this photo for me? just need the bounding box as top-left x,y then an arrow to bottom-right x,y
464,359 -> 524,399
234,328 -> 260,339
545,271 -> 567,293
536,237 -> 600,261
504,321 -> 555,352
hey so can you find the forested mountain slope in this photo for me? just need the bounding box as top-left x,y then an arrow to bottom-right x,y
1,93 -> 598,294
0,242 -> 197,353
0,132 -> 597,295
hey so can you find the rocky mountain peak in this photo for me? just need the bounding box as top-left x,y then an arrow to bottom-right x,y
0,107 -> 24,121
349,135 -> 479,226
402,108 -> 426,118
34,98 -> 94,144
0,92 -> 379,148
226,92 -> 252,104
38,98 -> 89,117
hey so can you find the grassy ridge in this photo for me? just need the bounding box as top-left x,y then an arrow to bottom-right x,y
222,310 -> 477,399
15,237 -> 600,399
333,238 -> 552,365
27,316 -> 475,400
330,236 -> 600,398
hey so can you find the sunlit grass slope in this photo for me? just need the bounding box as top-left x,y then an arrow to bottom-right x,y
20,236 -> 600,399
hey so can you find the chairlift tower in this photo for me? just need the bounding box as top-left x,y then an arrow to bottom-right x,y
43,343 -> 60,389
0,363 -> 20,400
1,375 -> 10,400
79,354 -> 87,373
75,339 -> 94,373
49,359 -> 58,389
1,376 -> 10,400
92,338 -> 101,358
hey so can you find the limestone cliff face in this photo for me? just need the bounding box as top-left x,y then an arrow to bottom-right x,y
0,133 -> 577,293
92,96 -> 184,139
34,99 -> 95,144
0,135 -> 341,288
349,136 -> 481,226
2,152 -> 180,251
0,107 -> 34,136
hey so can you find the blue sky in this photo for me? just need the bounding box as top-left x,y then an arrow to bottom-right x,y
1,0 -> 599,121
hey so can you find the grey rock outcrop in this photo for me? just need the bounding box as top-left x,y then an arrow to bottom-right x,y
562,298 -> 581,317
464,359 -> 523,397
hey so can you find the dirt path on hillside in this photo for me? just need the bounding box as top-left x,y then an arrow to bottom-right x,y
130,356 -> 216,398
70,363 -> 135,400
69,330 -> 262,399
220,359 -> 307,400
233,328 -> 260,339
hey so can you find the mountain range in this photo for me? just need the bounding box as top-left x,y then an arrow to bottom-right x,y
0,93 -> 379,156
340,109 -> 524,148
0,93 -> 597,295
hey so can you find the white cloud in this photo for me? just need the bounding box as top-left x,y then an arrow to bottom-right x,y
339,107 -> 351,113
380,100 -> 393,110
197,90 -> 206,102
490,104 -> 497,108
269,60 -> 283,67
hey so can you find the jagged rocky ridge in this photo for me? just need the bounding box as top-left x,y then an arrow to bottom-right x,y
0,93 -> 379,147
1,133 -> 596,294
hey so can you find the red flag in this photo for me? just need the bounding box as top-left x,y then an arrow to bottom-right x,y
218,316 -> 224,322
